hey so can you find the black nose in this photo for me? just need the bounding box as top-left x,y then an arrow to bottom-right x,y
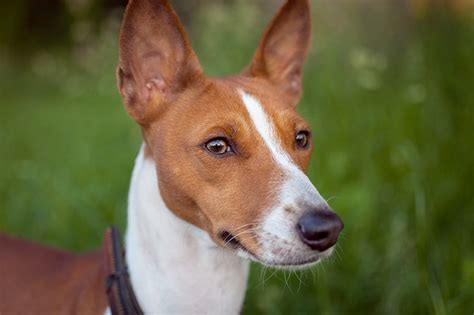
297,208 -> 343,251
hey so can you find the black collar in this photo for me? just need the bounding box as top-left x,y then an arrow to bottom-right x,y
104,226 -> 144,315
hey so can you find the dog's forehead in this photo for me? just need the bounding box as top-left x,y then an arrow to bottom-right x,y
168,77 -> 275,118
195,77 -> 301,124
222,76 -> 293,110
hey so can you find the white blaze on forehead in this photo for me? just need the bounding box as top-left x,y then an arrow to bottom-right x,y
239,90 -> 298,172
238,89 -> 325,203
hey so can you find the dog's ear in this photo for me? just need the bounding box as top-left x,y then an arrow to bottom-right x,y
117,0 -> 203,124
244,0 -> 311,106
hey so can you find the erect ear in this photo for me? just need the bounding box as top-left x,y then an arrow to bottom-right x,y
244,0 -> 311,106
117,0 -> 203,124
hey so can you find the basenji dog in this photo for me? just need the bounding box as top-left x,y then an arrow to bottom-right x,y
0,0 -> 343,314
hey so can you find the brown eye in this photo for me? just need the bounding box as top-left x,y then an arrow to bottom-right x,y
295,131 -> 310,149
205,138 -> 231,155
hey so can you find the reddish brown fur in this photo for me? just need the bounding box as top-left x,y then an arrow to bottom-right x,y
143,78 -> 282,252
0,234 -> 107,314
0,0 -> 312,312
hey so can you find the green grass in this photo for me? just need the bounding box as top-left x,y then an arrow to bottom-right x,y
1,2 -> 473,314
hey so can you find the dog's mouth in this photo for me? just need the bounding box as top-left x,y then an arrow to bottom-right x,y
219,230 -> 323,269
219,230 -> 242,248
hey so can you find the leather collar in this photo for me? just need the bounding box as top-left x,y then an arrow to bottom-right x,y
103,226 -> 144,315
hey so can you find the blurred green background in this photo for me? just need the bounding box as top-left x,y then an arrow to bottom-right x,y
1,0 -> 473,314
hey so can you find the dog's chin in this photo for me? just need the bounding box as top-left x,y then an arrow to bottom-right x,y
235,246 -> 334,270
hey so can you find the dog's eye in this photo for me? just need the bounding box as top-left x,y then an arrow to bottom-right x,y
295,131 -> 310,149
205,138 -> 231,155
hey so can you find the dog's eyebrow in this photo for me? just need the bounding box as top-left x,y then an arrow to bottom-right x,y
200,125 -> 238,139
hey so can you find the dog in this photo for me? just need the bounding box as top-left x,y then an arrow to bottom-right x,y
0,0 -> 343,314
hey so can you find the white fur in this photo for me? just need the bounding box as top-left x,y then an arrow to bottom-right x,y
239,90 -> 331,266
124,145 -> 249,314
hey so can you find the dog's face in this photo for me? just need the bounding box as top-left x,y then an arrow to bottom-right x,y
117,0 -> 343,268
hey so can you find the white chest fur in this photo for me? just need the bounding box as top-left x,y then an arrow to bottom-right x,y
124,146 -> 250,314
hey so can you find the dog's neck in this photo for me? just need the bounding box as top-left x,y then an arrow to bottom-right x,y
125,145 -> 249,314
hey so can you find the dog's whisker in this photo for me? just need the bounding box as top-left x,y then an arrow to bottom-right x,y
325,195 -> 339,203
223,229 -> 257,247
232,223 -> 258,232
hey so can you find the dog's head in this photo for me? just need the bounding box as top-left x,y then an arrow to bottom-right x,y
117,0 -> 343,268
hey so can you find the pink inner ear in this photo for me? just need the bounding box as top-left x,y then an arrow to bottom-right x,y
289,78 -> 300,92
117,0 -> 204,124
144,77 -> 169,102
146,78 -> 167,94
